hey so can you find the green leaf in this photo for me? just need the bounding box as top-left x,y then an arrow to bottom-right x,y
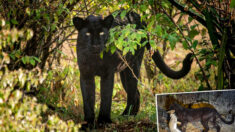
11,19 -> 18,25
188,29 -> 199,39
188,16 -> 193,23
123,47 -> 129,55
192,40 -> 198,49
116,37 -> 124,50
9,53 -> 16,60
15,50 -> 21,58
205,11 -> 219,48
33,57 -> 41,62
100,51 -> 104,59
120,10 -> 127,20
231,0 -> 235,8
217,28 -> 228,89
21,56 -> 30,64
110,46 -> 116,54
130,48 -> 135,55
149,40 -> 156,49
198,85 -> 204,91
29,58 -> 36,66
147,21 -> 154,32
201,28 -> 207,36
26,8 -> 31,15
148,0 -> 154,5
155,25 -> 162,36
168,34 -> 177,50
51,24 -> 57,31
142,41 -> 148,47
161,1 -> 170,9
26,81 -> 31,91
206,59 -> 217,67
190,24 -> 198,30
182,41 -> 188,49
140,4 -> 148,12
21,57 -> 26,64
136,33 -> 141,43
112,10 -> 120,18
25,56 -> 30,63
56,50 -> 65,56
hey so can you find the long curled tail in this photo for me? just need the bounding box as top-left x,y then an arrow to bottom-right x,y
217,112 -> 235,124
125,10 -> 193,79
151,50 -> 193,79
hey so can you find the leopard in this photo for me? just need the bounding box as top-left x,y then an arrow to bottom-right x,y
169,102 -> 235,132
73,10 -> 193,129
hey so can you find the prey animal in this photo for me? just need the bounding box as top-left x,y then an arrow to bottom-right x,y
168,110 -> 182,132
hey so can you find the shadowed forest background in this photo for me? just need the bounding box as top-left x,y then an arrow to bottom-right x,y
0,0 -> 234,131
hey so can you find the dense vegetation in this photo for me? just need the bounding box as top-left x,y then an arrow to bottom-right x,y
0,0 -> 234,131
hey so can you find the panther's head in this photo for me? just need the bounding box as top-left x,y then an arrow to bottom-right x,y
73,15 -> 114,54
169,102 -> 182,111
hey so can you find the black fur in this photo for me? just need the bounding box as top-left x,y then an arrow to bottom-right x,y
169,103 -> 235,132
73,11 -> 193,128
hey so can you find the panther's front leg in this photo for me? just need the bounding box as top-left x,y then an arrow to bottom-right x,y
80,75 -> 95,128
98,73 -> 114,124
178,121 -> 186,132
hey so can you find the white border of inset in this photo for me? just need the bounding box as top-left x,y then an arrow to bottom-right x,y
155,89 -> 235,132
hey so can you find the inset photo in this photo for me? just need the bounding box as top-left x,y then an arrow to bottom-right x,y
156,90 -> 235,132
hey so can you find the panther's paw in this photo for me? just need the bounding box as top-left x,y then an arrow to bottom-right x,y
97,116 -> 112,124
122,105 -> 138,116
80,121 -> 95,131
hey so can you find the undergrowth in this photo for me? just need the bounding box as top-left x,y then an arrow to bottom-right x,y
0,54 -> 209,131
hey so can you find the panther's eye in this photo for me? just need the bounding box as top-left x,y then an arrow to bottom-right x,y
86,32 -> 91,36
99,32 -> 104,36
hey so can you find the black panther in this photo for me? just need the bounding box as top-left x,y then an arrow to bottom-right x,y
169,102 -> 235,132
73,11 -> 193,128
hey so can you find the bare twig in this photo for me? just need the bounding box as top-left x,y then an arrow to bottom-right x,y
83,0 -> 89,15
49,29 -> 76,54
116,51 -> 155,97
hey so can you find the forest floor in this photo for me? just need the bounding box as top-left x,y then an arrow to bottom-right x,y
0,41 -> 216,131
41,40 -> 207,131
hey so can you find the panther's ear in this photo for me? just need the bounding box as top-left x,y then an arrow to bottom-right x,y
103,15 -> 114,29
73,17 -> 86,30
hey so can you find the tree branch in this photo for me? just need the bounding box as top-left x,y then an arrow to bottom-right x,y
168,0 -> 207,27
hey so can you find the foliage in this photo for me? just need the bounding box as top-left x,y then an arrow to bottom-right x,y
0,17 -> 81,129
167,0 -> 235,89
101,0 -> 235,89
106,23 -> 148,56
0,67 -> 81,131
0,0 -> 81,70
231,0 -> 235,8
